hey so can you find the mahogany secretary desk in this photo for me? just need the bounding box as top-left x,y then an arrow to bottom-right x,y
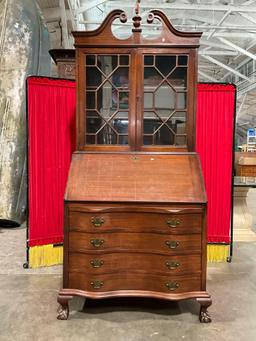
57,3 -> 212,323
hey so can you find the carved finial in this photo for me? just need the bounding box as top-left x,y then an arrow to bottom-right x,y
133,0 -> 142,32
135,0 -> 140,15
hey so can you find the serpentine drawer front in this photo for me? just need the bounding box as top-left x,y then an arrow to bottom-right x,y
68,272 -> 202,293
69,211 -> 202,234
68,253 -> 202,275
68,231 -> 202,254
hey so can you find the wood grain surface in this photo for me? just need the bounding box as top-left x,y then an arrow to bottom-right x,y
68,231 -> 202,255
68,252 -> 201,275
65,153 -> 206,203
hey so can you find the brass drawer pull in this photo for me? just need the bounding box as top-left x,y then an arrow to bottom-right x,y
165,282 -> 180,291
165,240 -> 180,249
91,216 -> 105,227
90,239 -> 104,248
166,261 -> 180,270
90,259 -> 104,268
90,281 -> 104,289
166,219 -> 181,228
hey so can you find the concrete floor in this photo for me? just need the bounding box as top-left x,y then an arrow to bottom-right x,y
1,228 -> 256,341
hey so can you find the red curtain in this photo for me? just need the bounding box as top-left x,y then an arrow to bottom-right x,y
196,83 -> 236,243
27,77 -> 76,247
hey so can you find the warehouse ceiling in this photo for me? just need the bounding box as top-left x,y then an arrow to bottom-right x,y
37,0 -> 256,141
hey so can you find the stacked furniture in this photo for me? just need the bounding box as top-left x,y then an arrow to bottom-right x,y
57,5 -> 212,322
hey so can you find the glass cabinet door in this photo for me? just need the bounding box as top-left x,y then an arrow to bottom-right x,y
85,54 -> 130,145
143,54 -> 188,146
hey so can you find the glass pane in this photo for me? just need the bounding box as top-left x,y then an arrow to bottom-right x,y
176,92 -> 186,110
86,135 -> 95,144
175,135 -> 187,146
86,55 -> 96,65
119,135 -> 129,145
97,126 -> 117,144
144,55 -> 154,66
85,54 -> 130,145
144,136 -> 153,145
86,92 -> 96,109
120,55 -> 129,65
118,92 -> 129,109
155,56 -> 176,76
144,67 -> 163,87
86,111 -> 105,134
144,112 -> 161,134
143,55 -> 188,146
168,67 -> 187,89
97,55 -> 118,76
158,126 -> 175,145
155,83 -> 175,110
111,67 -> 129,88
144,93 -> 154,109
178,56 -> 188,66
113,116 -> 128,134
86,67 -> 103,88
166,112 -> 186,129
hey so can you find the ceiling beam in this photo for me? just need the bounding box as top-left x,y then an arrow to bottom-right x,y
204,32 -> 256,38
107,3 -> 256,12
199,50 -> 238,56
237,94 -> 247,118
207,10 -> 231,40
177,24 -> 256,30
200,39 -> 236,51
239,12 -> 256,25
242,0 -> 256,5
76,0 -> 109,15
233,41 -> 256,61
218,37 -> 256,60
199,70 -> 219,82
202,55 -> 251,81
238,81 -> 256,97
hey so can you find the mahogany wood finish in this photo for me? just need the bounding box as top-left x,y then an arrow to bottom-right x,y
68,253 -> 202,275
57,4 -> 212,322
73,8 -> 202,152
68,231 -> 202,254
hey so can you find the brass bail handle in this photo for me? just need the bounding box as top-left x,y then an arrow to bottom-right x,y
165,282 -> 180,291
91,216 -> 105,228
90,239 -> 104,248
166,219 -> 181,228
165,240 -> 180,249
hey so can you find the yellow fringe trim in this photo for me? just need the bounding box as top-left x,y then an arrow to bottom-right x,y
29,243 -> 229,268
29,244 -> 63,268
207,244 -> 229,262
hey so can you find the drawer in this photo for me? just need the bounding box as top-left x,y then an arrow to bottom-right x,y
69,252 -> 201,275
68,272 -> 201,293
69,211 -> 202,234
68,232 -> 201,255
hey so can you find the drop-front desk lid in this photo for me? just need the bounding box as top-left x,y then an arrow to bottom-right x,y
65,153 -> 207,204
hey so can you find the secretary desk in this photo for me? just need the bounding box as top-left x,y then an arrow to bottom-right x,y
57,1 -> 212,323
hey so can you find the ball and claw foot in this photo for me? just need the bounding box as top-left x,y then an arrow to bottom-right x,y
199,309 -> 212,323
57,304 -> 69,320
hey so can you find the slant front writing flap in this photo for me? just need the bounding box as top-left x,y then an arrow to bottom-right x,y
65,153 -> 206,204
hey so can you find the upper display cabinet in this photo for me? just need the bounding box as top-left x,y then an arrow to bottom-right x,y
73,2 -> 202,152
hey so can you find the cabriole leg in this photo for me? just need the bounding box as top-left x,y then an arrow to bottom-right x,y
197,297 -> 212,323
57,295 -> 73,320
